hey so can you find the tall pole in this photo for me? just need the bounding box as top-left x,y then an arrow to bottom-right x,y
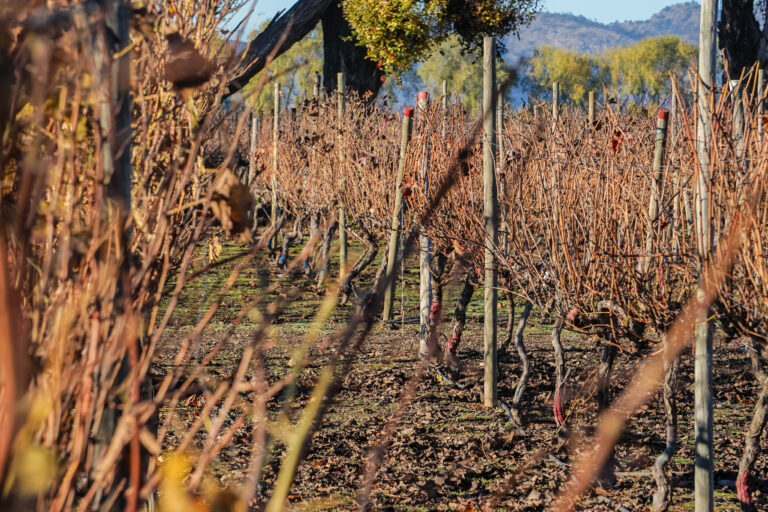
670,87 -> 678,144
382,107 -> 414,322
337,72 -> 347,281
730,79 -> 745,160
552,81 -> 560,121
497,84 -> 508,257
248,112 -> 258,187
759,68 -> 764,144
416,91 -> 432,357
313,71 -> 321,100
442,80 -> 448,110
270,82 -> 279,250
482,36 -> 498,407
695,1 -> 717,511
588,90 -> 596,127
94,2 -> 134,507
248,111 -> 259,231
496,84 -> 505,177
640,109 -> 669,275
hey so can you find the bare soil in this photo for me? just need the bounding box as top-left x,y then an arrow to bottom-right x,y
156,241 -> 768,511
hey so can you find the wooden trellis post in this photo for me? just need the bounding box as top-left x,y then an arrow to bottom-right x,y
337,72 -> 347,281
416,91 -> 432,356
270,82 -> 280,250
93,1 -> 134,507
497,83 -> 509,257
759,68 -> 764,144
248,111 -> 259,231
670,87 -> 678,144
442,80 -> 448,110
248,112 -> 258,186
639,109 -> 669,275
497,84 -> 505,176
313,71 -> 321,100
730,78 -> 745,161
383,107 -> 414,322
695,0 -> 717,509
552,81 -> 560,121
482,35 -> 498,407
588,90 -> 595,127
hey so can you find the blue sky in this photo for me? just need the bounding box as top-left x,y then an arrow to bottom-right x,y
544,0 -> 699,23
233,0 -> 699,33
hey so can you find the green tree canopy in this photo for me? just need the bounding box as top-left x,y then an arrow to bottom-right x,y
524,35 -> 696,106
416,35 -> 515,111
605,35 -> 696,103
526,46 -> 605,105
342,0 -> 539,75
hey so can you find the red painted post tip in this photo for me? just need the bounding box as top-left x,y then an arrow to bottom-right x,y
404,106 -> 415,117
658,108 -> 670,120
417,91 -> 429,102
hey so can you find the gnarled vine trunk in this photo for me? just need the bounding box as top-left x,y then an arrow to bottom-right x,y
551,317 -> 566,426
652,334 -> 680,512
736,337 -> 768,511
444,269 -> 476,368
424,252 -> 448,361
510,301 -> 533,425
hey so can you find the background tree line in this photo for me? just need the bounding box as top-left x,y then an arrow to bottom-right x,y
241,30 -> 696,111
525,35 -> 696,106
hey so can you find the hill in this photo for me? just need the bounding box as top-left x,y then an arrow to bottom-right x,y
503,2 -> 700,62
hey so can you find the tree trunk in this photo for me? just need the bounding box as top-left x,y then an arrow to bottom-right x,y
306,212 -> 320,277
315,220 -> 336,289
444,269 -> 476,368
596,337 -> 618,487
652,339 -> 680,512
321,1 -> 384,96
226,0 -> 334,95
736,337 -> 768,511
500,288 -> 515,353
510,301 -> 533,425
718,1 -> 762,79
226,0 -> 383,98
596,342 -> 617,412
278,216 -> 303,268
551,317 -> 566,425
424,252 -> 448,362
340,235 -> 378,305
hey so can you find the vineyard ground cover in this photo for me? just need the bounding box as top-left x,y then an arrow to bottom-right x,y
154,237 -> 767,511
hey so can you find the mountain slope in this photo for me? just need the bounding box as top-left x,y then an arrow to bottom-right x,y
503,2 -> 700,62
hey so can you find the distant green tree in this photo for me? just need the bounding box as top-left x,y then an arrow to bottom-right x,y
524,35 -> 696,106
604,35 -> 696,103
417,35 -> 516,111
526,45 -> 605,105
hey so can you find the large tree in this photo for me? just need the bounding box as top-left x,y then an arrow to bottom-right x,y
417,35 -> 516,110
227,0 -> 540,98
718,0 -> 768,77
226,0 -> 384,97
343,0 -> 539,75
